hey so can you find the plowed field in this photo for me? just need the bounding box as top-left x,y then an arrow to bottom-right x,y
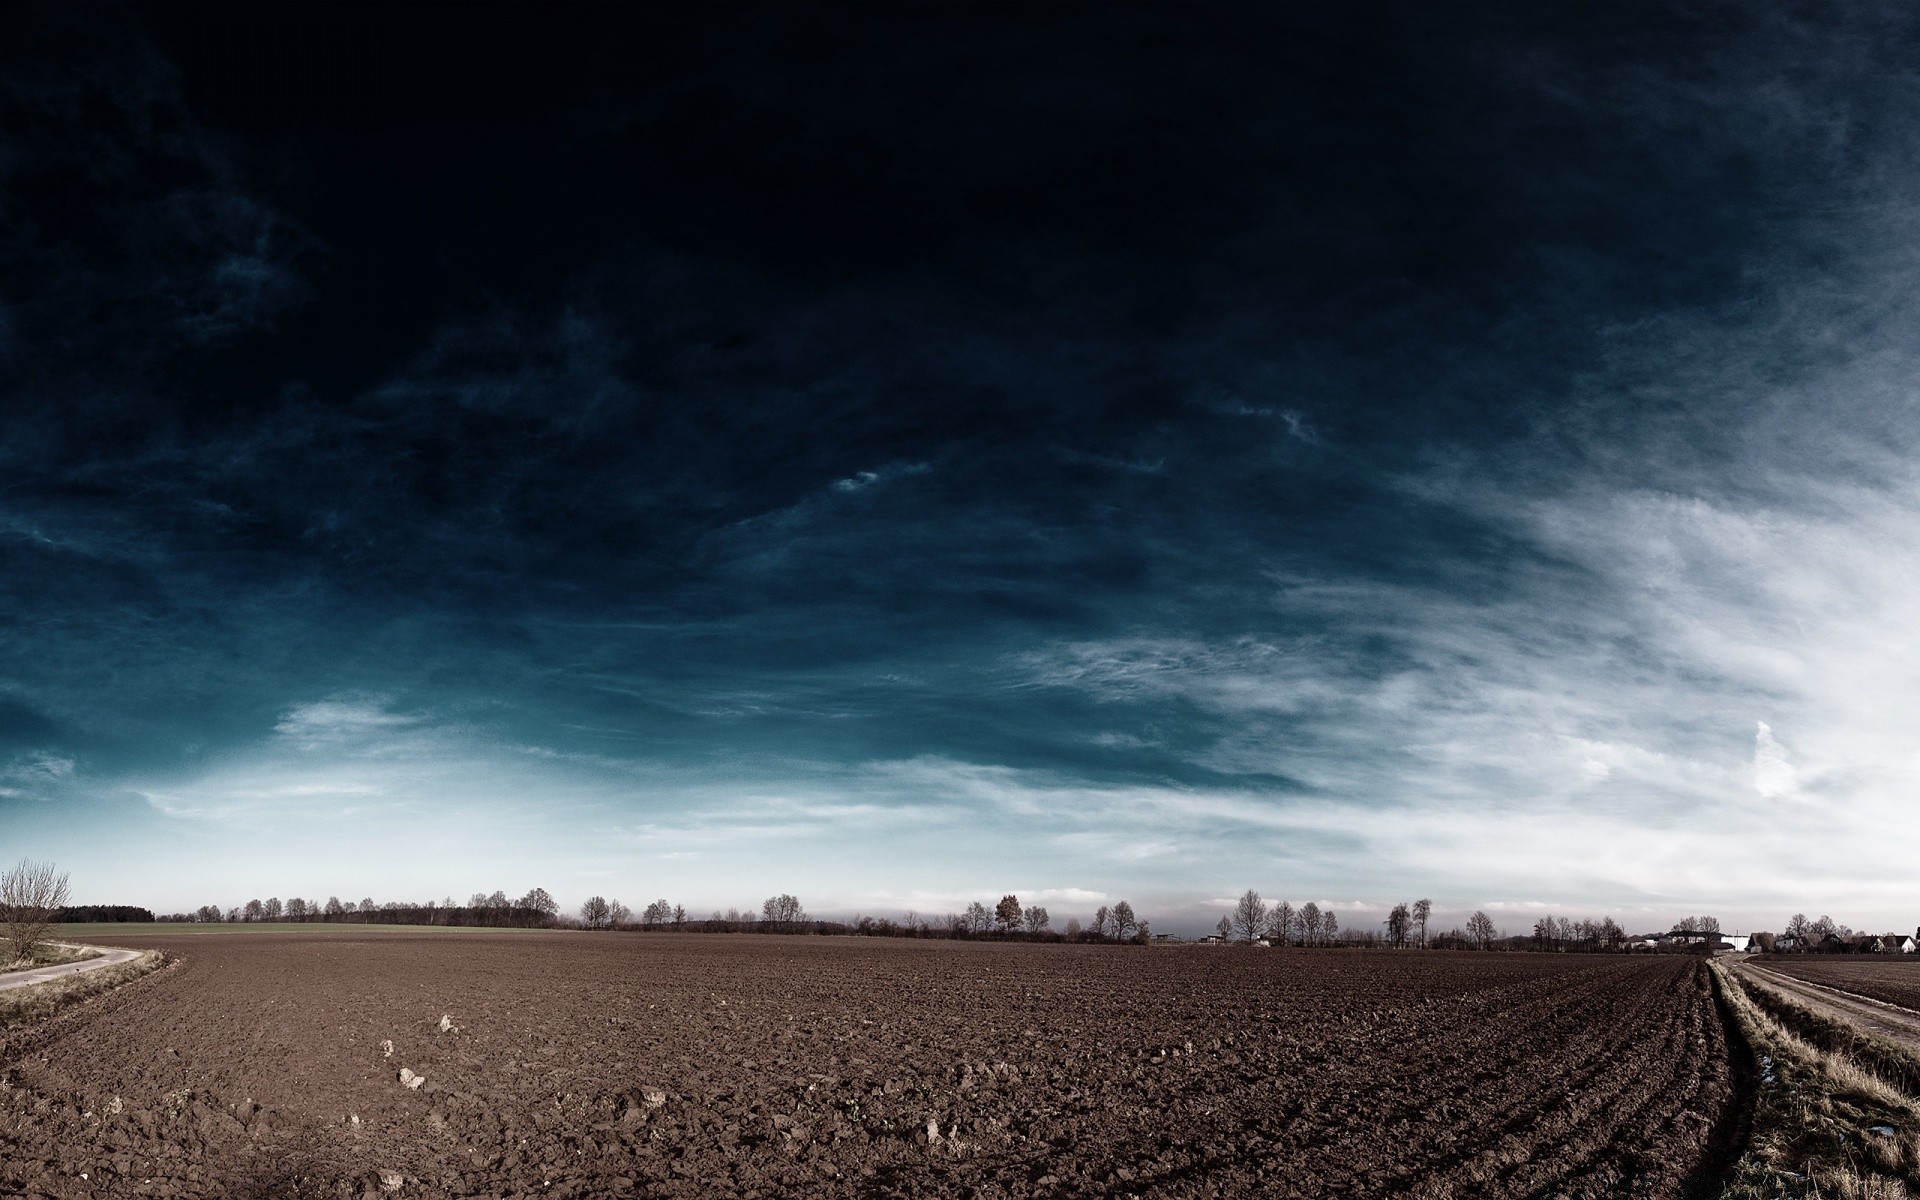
1763,957 -> 1920,1011
0,934 -> 1736,1198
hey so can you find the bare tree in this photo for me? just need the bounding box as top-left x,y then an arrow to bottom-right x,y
1091,905 -> 1111,938
2,859 -> 70,964
581,896 -> 612,929
763,894 -> 806,928
1023,905 -> 1050,934
672,904 -> 686,928
324,896 -> 345,917
517,888 -> 558,926
964,900 -> 991,933
1110,900 -> 1138,940
1324,911 -> 1338,943
1467,910 -> 1497,949
1299,901 -> 1321,946
609,900 -> 631,929
1412,898 -> 1431,947
1064,916 -> 1082,940
1214,915 -> 1231,940
1232,889 -> 1267,943
643,899 -> 673,929
1267,900 -> 1295,946
286,897 -> 308,920
244,898 -> 264,922
1386,903 -> 1411,948
263,897 -> 282,920
995,894 -> 1022,934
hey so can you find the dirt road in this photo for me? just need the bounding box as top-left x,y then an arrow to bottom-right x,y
0,943 -> 142,993
1738,960 -> 1920,1048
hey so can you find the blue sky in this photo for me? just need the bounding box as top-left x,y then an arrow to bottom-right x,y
5,4 -> 1920,934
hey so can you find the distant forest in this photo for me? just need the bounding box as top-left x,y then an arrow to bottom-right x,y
56,905 -> 154,922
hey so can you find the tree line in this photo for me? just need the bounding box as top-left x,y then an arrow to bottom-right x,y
159,888 -> 563,927
144,888 -> 1165,942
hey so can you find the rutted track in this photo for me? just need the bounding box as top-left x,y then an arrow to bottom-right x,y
0,934 -> 1736,1198
1739,961 -> 1920,1050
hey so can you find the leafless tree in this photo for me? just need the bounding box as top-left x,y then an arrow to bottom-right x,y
1110,900 -> 1138,940
1324,911 -> 1338,943
1023,905 -> 1050,934
516,888 -> 558,926
642,899 -> 673,929
1267,900 -> 1295,946
1232,889 -> 1267,943
1299,901 -> 1321,946
1413,898 -> 1431,947
2,859 -> 70,964
325,896 -> 344,917
609,900 -> 631,929
263,897 -> 282,920
1467,910 -> 1497,949
1786,913 -> 1810,945
1064,916 -> 1082,940
763,894 -> 806,928
1385,903 -> 1411,948
672,904 -> 685,928
581,896 -> 612,929
244,898 -> 264,922
964,900 -> 991,933
286,897 -> 308,920
1091,905 -> 1111,938
995,894 -> 1022,933
1214,915 -> 1231,940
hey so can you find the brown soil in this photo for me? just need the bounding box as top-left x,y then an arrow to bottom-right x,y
0,933 -> 1735,1199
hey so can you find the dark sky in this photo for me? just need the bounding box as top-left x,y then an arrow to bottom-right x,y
6,3 -> 1918,929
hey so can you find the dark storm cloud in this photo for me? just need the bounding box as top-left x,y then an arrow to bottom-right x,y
11,3 -> 1920,918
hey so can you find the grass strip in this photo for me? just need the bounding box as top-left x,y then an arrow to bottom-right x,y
0,942 -> 100,972
1714,961 -> 1920,1198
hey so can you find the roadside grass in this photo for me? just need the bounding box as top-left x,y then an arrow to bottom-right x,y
1715,961 -> 1920,1197
1742,968 -> 1920,1100
0,942 -> 100,972
0,949 -> 168,1031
